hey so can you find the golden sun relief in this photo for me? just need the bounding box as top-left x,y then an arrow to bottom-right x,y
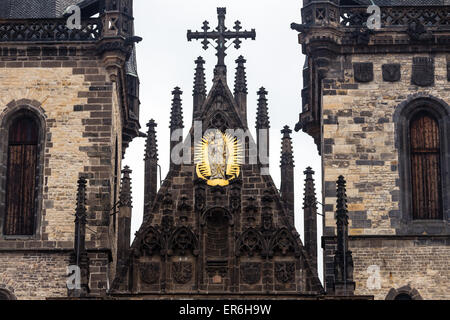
195,130 -> 243,186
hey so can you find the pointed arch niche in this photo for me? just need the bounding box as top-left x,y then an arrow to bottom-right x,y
0,100 -> 46,238
394,95 -> 450,234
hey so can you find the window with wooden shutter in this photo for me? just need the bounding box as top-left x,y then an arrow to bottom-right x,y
409,112 -> 443,220
4,116 -> 39,236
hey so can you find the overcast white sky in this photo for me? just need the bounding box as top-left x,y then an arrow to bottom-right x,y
124,0 -> 323,282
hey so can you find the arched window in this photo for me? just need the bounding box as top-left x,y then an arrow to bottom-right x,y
395,96 -> 449,232
0,288 -> 16,300
409,112 -> 443,220
3,116 -> 39,236
386,285 -> 423,300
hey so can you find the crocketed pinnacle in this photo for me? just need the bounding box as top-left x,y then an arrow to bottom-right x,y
256,87 -> 270,129
144,119 -> 158,161
193,57 -> 206,96
303,167 -> 317,209
119,166 -> 133,208
234,55 -> 248,95
280,126 -> 294,167
170,87 -> 184,130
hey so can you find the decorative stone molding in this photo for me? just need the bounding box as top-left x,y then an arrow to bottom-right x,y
385,285 -> 423,300
0,99 -> 47,239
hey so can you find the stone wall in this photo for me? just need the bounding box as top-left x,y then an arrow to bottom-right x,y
0,252 -> 69,299
0,44 -> 122,299
322,53 -> 450,236
321,53 -> 450,299
351,237 -> 450,300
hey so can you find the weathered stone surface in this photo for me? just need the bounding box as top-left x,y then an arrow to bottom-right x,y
0,46 -> 125,299
320,53 -> 450,299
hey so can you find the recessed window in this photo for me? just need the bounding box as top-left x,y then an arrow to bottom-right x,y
3,116 -> 39,236
395,96 -> 449,232
409,112 -> 443,220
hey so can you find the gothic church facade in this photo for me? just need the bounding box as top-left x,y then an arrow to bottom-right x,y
110,8 -> 325,299
0,0 -> 448,301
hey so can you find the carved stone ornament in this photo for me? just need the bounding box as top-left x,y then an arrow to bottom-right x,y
353,63 -> 373,83
140,262 -> 160,285
350,28 -> 372,45
172,262 -> 193,284
270,228 -> 298,256
141,227 -> 161,256
406,22 -> 432,43
275,262 -> 295,284
382,64 -> 401,82
194,184 -> 206,212
170,227 -> 199,256
229,183 -> 241,213
412,57 -> 434,87
240,263 -> 261,285
237,228 -> 264,257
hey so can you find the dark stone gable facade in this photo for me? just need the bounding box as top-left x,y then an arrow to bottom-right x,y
110,52 -> 325,299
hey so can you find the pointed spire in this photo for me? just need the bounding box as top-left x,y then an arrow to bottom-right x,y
193,57 -> 206,120
170,87 -> 184,130
280,125 -> 295,225
256,87 -> 270,129
76,177 -> 87,222
144,119 -> 158,161
74,177 -> 87,254
193,57 -> 206,95
69,176 -> 89,297
119,166 -> 132,208
116,166 -> 133,277
336,176 -> 348,221
336,175 -> 349,254
334,175 -> 355,296
280,126 -> 294,167
303,167 -> 317,208
234,55 -> 248,95
144,120 -> 158,219
256,87 -> 270,172
234,55 -> 248,126
303,167 -> 318,274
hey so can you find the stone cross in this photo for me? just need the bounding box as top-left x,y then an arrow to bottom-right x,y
187,7 -> 256,74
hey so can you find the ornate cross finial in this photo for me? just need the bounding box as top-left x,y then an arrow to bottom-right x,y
187,7 -> 256,76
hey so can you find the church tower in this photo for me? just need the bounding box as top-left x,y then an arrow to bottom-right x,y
292,0 -> 450,299
111,7 -> 324,298
0,0 -> 141,299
